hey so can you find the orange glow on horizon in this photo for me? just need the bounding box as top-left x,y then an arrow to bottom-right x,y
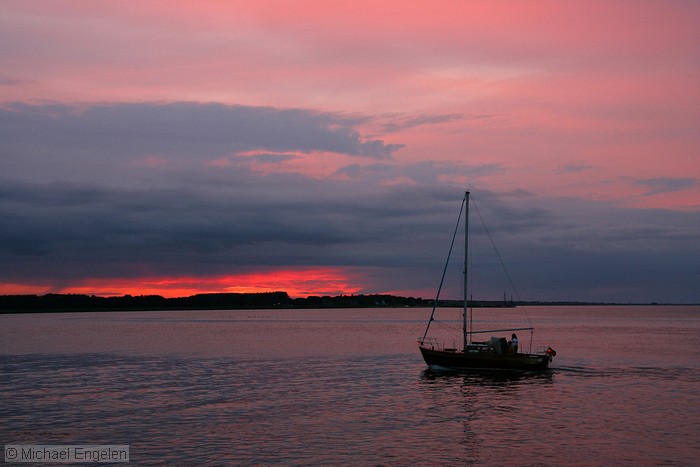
0,267 -> 369,299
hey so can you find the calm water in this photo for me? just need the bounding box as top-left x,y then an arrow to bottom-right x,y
1,306 -> 699,465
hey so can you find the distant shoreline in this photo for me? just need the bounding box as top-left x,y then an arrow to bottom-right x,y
0,292 -> 695,314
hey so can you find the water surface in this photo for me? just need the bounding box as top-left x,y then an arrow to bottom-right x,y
1,306 -> 698,465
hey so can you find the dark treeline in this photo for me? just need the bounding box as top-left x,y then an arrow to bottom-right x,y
0,292 -> 432,313
0,292 -> 654,313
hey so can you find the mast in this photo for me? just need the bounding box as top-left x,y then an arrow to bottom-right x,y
463,190 -> 469,351
420,192 -> 466,344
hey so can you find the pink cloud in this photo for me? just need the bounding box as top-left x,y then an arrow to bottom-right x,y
1,1 -> 698,210
5,1 -> 696,108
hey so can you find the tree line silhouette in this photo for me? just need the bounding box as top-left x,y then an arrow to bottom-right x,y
0,292 -> 433,313
1,292 -> 624,313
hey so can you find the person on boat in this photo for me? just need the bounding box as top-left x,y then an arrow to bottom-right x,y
511,333 -> 519,354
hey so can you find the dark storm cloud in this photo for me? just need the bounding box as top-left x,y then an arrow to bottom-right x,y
0,176 -> 454,281
0,101 -> 401,161
415,191 -> 700,303
2,171 -> 698,303
1,101 -> 699,303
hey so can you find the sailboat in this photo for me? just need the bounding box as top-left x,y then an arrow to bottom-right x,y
418,191 -> 556,372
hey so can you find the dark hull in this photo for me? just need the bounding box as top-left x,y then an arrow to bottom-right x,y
419,346 -> 551,372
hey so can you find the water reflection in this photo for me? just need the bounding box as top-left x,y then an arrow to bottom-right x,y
415,366 -> 560,464
420,367 -> 554,385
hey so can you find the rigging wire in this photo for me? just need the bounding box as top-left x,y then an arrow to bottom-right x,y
471,194 -> 534,331
420,195 -> 465,343
432,318 -> 464,343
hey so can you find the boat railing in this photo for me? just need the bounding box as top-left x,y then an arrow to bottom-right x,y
466,327 -> 534,336
421,327 -> 542,355
419,337 -> 499,354
418,337 -> 457,352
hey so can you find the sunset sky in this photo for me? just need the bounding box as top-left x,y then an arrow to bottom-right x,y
1,1 -> 699,303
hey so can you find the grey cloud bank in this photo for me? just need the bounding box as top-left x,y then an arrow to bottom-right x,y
1,101 -> 401,162
1,102 -> 698,303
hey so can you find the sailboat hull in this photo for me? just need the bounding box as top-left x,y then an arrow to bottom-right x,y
419,346 -> 551,372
